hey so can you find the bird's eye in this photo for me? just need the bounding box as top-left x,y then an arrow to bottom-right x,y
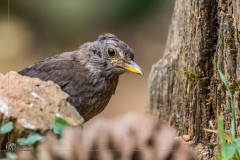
107,48 -> 116,57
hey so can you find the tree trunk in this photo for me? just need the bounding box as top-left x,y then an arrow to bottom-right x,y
148,0 -> 240,146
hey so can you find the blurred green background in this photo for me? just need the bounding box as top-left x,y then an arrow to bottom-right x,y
0,0 -> 173,124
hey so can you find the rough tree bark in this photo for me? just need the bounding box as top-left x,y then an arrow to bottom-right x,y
148,0 -> 240,146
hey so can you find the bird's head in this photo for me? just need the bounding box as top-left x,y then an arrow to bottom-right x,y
79,33 -> 143,77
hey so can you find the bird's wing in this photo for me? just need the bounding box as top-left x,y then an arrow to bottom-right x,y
18,52 -> 78,89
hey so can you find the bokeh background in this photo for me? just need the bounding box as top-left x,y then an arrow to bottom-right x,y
0,0 -> 174,125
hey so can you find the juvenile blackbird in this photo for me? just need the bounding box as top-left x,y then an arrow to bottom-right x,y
19,33 -> 143,122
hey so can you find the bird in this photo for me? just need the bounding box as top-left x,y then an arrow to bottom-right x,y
19,33 -> 143,122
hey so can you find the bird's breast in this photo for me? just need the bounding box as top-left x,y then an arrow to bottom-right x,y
64,75 -> 119,121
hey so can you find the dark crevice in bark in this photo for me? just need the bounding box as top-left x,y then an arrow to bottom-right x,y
195,0 -> 219,143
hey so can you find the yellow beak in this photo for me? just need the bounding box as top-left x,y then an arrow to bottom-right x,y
111,59 -> 143,75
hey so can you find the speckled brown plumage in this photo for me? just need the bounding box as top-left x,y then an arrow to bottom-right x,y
19,33 -> 143,122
